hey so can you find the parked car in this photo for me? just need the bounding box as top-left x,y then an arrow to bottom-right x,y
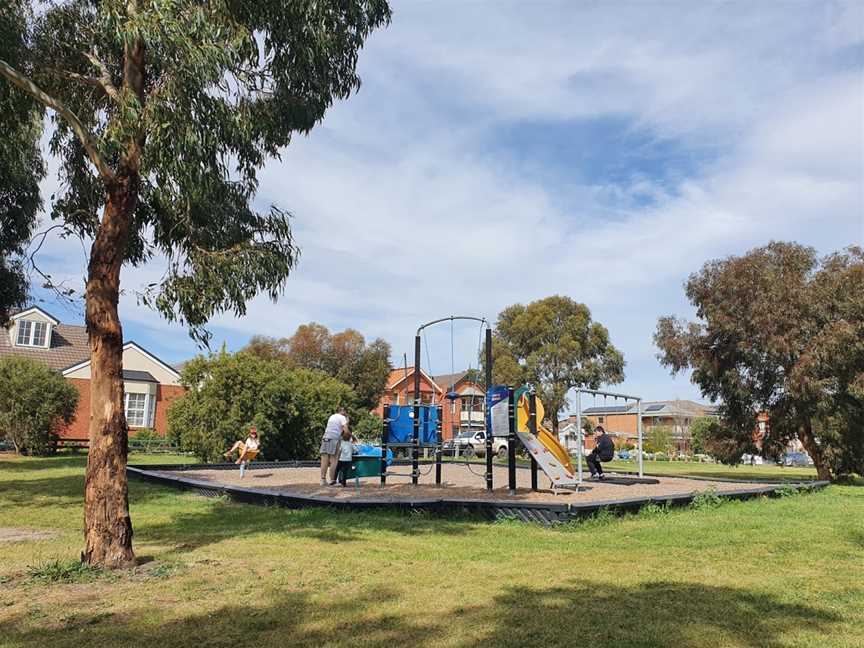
782,451 -> 812,467
444,430 -> 507,459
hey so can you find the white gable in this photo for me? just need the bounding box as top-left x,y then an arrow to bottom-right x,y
63,342 -> 181,386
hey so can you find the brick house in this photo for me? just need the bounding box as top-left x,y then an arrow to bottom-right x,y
558,399 -> 718,453
374,367 -> 485,440
0,306 -> 185,440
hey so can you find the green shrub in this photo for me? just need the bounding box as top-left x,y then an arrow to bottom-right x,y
690,487 -> 722,510
351,411 -> 383,442
0,357 -> 78,455
169,351 -> 358,462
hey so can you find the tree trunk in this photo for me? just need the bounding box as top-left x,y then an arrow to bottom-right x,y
82,176 -> 137,568
798,422 -> 832,482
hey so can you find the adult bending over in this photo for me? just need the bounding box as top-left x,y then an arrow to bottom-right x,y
587,425 -> 615,479
224,425 -> 260,464
320,408 -> 349,486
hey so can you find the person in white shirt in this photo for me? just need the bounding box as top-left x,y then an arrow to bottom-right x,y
320,408 -> 349,485
224,426 -> 260,464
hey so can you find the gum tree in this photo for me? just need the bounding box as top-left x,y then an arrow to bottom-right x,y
655,242 -> 864,481
0,0 -> 391,567
0,4 -> 42,323
488,295 -> 625,433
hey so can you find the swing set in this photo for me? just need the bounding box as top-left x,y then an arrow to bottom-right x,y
573,388 -> 645,479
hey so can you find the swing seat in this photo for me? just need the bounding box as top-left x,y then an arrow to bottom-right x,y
445,390 -> 460,401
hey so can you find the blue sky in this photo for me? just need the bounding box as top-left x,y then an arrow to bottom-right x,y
33,1 -> 864,408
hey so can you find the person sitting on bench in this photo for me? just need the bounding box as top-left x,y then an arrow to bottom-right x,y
224,425 -> 260,464
587,425 -> 615,479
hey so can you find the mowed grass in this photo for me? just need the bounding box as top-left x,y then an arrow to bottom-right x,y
0,453 -> 862,648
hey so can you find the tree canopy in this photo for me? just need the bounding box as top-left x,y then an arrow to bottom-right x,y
0,2 -> 43,324
486,295 -> 625,432
243,323 -> 392,410
655,242 -> 864,481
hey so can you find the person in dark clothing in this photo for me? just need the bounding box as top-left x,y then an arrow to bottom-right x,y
587,425 -> 615,479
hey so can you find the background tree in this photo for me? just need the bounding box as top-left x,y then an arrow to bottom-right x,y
643,425 -> 674,456
245,323 -> 393,410
689,417 -> 713,455
0,2 -> 43,324
655,242 -> 864,481
0,357 -> 78,455
0,0 -> 391,567
486,296 -> 625,432
242,335 -> 290,363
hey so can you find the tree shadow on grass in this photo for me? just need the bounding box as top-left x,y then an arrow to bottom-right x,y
135,495 -> 480,552
0,579 -> 842,648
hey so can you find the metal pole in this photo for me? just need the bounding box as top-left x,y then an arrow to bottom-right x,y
529,389 -> 538,491
435,405 -> 443,485
413,335 -> 421,486
576,390 -> 583,485
485,327 -> 493,491
637,398 -> 644,478
507,387 -> 516,494
381,404 -> 389,486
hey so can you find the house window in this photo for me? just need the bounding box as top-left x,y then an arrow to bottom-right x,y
125,393 -> 151,428
598,416 -> 604,423
16,321 -> 31,345
15,320 -> 48,347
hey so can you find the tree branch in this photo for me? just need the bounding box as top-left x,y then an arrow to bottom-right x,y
0,58 -> 115,184
43,67 -> 101,88
84,52 -> 121,104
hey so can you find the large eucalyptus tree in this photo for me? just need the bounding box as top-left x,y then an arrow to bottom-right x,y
0,0 -> 391,567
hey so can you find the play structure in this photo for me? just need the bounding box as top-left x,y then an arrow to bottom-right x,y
369,315 -> 628,493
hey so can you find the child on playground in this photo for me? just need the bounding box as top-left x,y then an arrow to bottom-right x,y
224,425 -> 260,464
334,428 -> 356,486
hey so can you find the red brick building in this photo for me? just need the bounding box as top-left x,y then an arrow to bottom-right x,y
374,367 -> 485,440
0,306 -> 185,440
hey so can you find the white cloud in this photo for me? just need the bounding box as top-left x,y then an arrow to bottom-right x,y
30,1 -> 864,403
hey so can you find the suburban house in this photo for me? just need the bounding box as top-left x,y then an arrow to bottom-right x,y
558,399 -> 719,453
374,367 -> 485,440
0,306 -> 185,441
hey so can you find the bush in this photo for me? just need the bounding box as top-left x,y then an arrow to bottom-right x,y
168,351 -> 358,462
351,411 -> 383,442
0,357 -> 78,455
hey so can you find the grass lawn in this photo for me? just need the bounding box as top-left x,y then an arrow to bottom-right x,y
0,452 -> 862,648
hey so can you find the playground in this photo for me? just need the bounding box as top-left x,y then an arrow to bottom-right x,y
135,316 -> 822,521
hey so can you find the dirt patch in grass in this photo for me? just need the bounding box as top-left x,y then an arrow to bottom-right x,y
0,528 -> 58,543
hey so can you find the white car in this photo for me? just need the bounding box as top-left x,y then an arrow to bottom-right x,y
446,430 -> 508,459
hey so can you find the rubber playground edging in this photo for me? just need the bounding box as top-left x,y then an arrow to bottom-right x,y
127,463 -> 830,526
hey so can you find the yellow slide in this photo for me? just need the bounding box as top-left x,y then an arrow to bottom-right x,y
516,393 -> 577,479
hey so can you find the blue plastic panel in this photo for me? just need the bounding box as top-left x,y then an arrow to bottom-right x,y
387,405 -> 440,445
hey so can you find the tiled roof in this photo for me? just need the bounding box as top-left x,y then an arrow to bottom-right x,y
434,371 -> 471,391
0,323 -> 90,371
